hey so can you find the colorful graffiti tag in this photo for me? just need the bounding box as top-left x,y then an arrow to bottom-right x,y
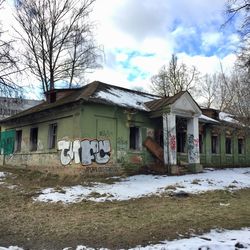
187,134 -> 199,163
169,135 -> 176,151
58,139 -> 111,166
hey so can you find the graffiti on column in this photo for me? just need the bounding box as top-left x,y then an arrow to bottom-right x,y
169,134 -> 177,163
58,139 -> 111,166
187,134 -> 199,163
169,135 -> 176,151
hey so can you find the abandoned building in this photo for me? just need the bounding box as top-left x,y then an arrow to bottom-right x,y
0,81 -> 249,175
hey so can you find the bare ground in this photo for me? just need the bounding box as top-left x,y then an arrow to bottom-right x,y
0,166 -> 249,250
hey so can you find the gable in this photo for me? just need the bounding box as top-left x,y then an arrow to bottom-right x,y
171,92 -> 201,117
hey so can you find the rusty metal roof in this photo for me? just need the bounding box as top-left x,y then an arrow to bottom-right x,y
0,81 -> 160,123
145,91 -> 186,111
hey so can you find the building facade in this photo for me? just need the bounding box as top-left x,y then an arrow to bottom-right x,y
0,81 -> 249,175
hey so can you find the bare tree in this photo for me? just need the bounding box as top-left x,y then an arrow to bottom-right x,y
0,0 -> 21,97
14,0 -> 102,93
198,74 -> 219,108
225,0 -> 250,69
151,54 -> 200,97
223,65 -> 250,127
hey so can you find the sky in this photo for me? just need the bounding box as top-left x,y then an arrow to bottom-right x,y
1,0 -> 240,99
84,0 -> 239,93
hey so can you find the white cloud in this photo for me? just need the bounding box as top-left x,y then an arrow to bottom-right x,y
201,32 -> 222,50
0,0 -> 240,99
177,53 -> 236,75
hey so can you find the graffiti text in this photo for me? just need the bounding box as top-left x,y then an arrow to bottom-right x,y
58,139 -> 111,166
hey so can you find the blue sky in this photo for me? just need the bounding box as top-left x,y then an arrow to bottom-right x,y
85,0 -> 240,92
1,0 -> 241,98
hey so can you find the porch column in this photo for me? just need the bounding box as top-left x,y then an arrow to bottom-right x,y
163,113 -> 177,166
187,116 -> 200,164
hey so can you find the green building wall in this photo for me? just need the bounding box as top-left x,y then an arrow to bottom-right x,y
0,102 -> 250,175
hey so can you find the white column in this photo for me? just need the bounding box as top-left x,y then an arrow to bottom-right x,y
163,113 -> 177,165
187,116 -> 200,164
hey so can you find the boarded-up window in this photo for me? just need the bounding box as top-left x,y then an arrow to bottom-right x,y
238,138 -> 245,155
15,130 -> 22,152
211,135 -> 219,154
48,123 -> 57,149
226,137 -> 232,154
30,127 -> 38,151
129,127 -> 140,150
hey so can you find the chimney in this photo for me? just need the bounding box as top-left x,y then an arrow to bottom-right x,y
45,90 -> 57,103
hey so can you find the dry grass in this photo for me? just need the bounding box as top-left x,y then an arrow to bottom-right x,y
0,166 -> 250,250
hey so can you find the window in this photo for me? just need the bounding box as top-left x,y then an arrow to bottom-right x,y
15,130 -> 22,152
225,137 -> 232,154
30,127 -> 38,151
48,123 -> 57,149
199,134 -> 203,154
238,138 -> 245,155
177,131 -> 186,153
211,135 -> 219,154
129,127 -> 141,150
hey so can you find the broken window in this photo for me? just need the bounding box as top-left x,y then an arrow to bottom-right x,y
177,131 -> 186,153
129,126 -> 141,150
48,123 -> 57,149
15,130 -> 22,152
225,137 -> 232,154
211,135 -> 219,154
30,127 -> 38,151
238,138 -> 245,155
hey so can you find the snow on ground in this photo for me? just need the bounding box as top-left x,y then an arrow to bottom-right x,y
0,171 -> 7,185
34,168 -> 250,203
1,228 -> 250,250
0,172 -> 7,178
0,247 -> 23,250
62,228 -> 250,250
130,228 -> 250,250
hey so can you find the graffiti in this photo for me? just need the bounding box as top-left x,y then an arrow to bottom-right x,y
147,128 -> 154,139
58,139 -> 111,166
194,138 -> 199,146
98,130 -> 113,137
169,135 -> 176,151
187,134 -> 199,163
117,137 -> 128,150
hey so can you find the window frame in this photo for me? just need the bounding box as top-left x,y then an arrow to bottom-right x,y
30,127 -> 38,151
211,135 -> 219,154
15,130 -> 22,152
48,123 -> 58,149
238,138 -> 245,155
225,137 -> 232,155
129,126 -> 141,151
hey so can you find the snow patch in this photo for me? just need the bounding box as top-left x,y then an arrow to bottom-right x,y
130,228 -> 250,250
199,114 -> 219,123
34,168 -> 250,204
94,88 -> 158,111
219,112 -> 238,124
0,172 -> 7,178
0,247 -> 24,250
62,228 -> 250,250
